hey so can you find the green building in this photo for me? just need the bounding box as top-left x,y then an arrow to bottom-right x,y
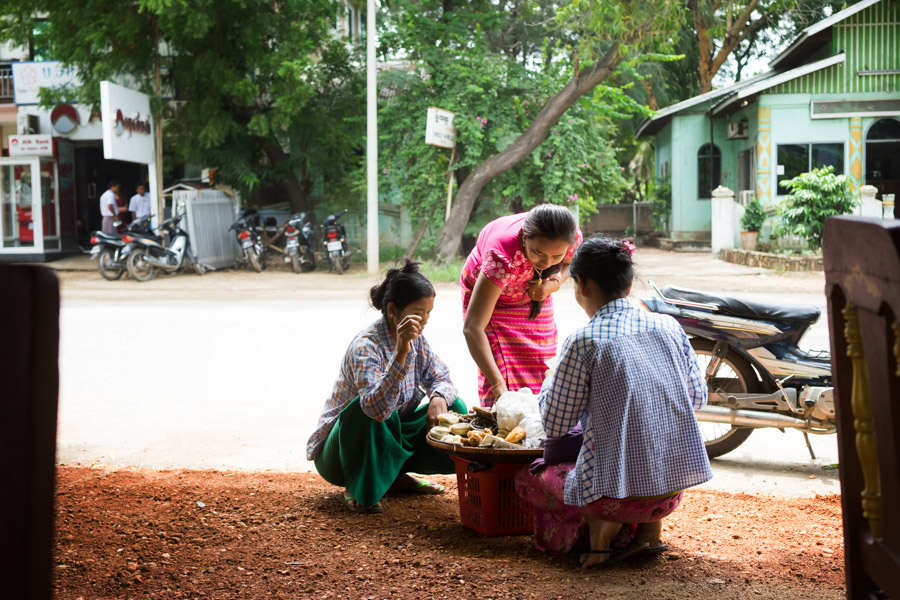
637,0 -> 899,242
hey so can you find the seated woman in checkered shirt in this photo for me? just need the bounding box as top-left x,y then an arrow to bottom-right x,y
306,260 -> 466,514
516,237 -> 713,568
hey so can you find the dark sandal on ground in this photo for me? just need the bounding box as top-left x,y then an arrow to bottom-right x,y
576,542 -> 649,569
337,493 -> 384,514
641,542 -> 669,556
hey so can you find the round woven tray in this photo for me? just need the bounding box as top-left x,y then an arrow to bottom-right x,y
427,436 -> 543,464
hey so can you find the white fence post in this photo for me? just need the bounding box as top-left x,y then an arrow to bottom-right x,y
858,185 -> 881,218
711,186 -> 738,255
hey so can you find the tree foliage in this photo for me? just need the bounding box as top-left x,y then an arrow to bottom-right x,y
778,166 -> 857,249
378,0 -> 683,261
0,0 -> 363,212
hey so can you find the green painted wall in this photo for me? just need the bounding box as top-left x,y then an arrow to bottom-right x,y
770,0 -> 900,94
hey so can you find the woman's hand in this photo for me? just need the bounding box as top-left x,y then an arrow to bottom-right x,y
527,277 -> 561,302
395,314 -> 423,362
490,381 -> 509,399
426,395 -> 449,430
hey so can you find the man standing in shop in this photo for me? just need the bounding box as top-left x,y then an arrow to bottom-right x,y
129,183 -> 151,222
99,180 -> 121,234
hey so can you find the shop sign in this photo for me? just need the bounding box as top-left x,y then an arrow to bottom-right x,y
11,61 -> 80,105
8,134 -> 53,157
425,107 -> 456,149
51,104 -> 80,134
100,81 -> 154,164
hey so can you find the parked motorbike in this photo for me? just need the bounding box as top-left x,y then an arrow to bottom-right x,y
285,211 -> 316,273
126,213 -> 210,282
89,215 -> 155,281
322,209 -> 351,274
640,281 -> 834,459
230,209 -> 265,272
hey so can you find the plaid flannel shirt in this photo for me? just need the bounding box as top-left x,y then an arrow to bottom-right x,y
540,298 -> 713,506
306,318 -> 457,460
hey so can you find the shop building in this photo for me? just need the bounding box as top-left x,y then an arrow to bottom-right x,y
637,0 -> 899,241
0,61 -> 149,261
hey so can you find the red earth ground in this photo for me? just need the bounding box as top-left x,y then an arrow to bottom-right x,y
54,466 -> 845,600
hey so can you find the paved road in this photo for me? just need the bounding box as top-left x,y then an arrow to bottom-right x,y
54,249 -> 839,497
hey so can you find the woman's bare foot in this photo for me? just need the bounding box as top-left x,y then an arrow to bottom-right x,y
388,473 -> 444,495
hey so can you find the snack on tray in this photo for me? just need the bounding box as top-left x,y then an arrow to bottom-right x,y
428,426 -> 452,441
449,423 -> 471,436
505,426 -> 526,443
440,434 -> 463,445
437,413 -> 460,426
479,434 -> 522,449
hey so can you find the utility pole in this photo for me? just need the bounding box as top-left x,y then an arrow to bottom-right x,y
366,0 -> 379,274
153,19 -> 165,224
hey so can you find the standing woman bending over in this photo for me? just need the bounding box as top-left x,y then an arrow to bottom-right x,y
307,260 -> 466,513
461,204 -> 582,406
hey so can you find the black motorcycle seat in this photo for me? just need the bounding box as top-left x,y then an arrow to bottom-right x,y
661,285 -> 820,323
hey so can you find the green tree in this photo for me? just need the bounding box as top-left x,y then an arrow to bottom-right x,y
778,166 -> 857,250
0,0 -> 360,212
379,0 -> 681,262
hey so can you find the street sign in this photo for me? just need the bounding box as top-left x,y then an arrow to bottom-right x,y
8,134 -> 53,157
425,107 -> 456,149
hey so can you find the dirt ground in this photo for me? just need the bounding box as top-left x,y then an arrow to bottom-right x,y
54,466 -> 845,600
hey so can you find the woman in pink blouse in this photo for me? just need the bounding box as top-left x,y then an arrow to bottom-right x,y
461,204 -> 582,406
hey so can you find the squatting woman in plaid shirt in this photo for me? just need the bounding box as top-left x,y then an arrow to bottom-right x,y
307,260 -> 466,514
516,237 -> 713,569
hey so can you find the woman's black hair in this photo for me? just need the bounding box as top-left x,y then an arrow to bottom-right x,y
369,259 -> 435,316
569,236 -> 635,300
521,204 -> 577,245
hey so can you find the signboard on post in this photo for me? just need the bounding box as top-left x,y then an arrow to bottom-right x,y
425,107 -> 456,149
100,81 -> 154,164
11,61 -> 79,105
100,81 -> 160,229
8,134 -> 53,157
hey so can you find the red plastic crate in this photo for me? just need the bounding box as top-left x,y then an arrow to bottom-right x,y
451,456 -> 534,536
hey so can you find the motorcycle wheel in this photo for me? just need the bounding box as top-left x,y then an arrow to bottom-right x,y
290,253 -> 301,274
331,255 -> 344,275
127,248 -> 157,282
98,247 -> 124,281
300,249 -> 316,272
690,338 -> 757,459
248,248 -> 263,273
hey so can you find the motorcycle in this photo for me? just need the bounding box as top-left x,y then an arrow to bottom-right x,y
322,209 -> 351,274
126,212 -> 210,282
230,209 -> 265,272
640,281 -> 834,459
284,211 -> 316,273
89,215 -> 155,281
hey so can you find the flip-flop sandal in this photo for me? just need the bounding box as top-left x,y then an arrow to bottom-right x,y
403,476 -> 445,495
337,493 -> 384,514
576,542 -> 650,569
641,542 -> 669,556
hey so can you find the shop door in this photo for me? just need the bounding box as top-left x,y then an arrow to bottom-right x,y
865,118 -> 900,217
75,145 -> 146,238
0,162 -> 36,249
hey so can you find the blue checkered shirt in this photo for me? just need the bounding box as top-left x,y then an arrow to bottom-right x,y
540,298 -> 712,506
306,317 -> 458,460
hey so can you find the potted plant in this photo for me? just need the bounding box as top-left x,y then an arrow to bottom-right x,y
740,198 -> 766,251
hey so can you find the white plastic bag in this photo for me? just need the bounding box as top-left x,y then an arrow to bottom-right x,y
519,415 -> 546,449
494,389 -> 540,431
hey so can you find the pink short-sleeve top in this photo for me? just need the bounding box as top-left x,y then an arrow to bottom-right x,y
461,213 -> 583,309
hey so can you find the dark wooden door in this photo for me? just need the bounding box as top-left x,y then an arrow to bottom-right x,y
823,217 -> 900,599
0,265 -> 59,600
